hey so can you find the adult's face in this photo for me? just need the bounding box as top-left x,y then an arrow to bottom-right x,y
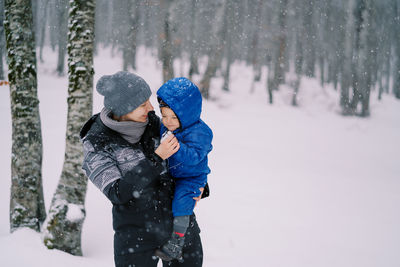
120,99 -> 154,122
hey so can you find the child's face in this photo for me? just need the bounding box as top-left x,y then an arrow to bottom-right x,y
161,107 -> 180,131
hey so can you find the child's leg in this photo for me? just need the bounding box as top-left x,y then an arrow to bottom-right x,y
173,215 -> 190,237
172,181 -> 201,218
155,183 -> 199,261
162,229 -> 203,267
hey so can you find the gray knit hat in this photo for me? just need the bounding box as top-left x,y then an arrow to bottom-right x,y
96,71 -> 152,116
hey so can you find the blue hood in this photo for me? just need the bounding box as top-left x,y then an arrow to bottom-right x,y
157,77 -> 202,130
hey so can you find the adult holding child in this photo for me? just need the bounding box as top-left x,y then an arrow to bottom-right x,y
80,71 -> 206,267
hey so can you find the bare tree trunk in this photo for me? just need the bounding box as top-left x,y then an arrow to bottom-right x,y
351,0 -> 375,116
341,0 -> 355,115
159,0 -> 175,82
38,0 -> 50,63
222,0 -> 234,92
130,0 -> 141,70
304,0 -> 316,77
385,45 -> 391,94
56,0 -> 68,76
49,1 -> 58,51
378,73 -> 384,100
122,0 -> 140,71
317,1 -> 329,87
267,62 -> 275,104
394,0 -> 400,99
292,77 -> 301,106
188,0 -> 198,79
350,1 -> 363,113
395,54 -> 400,99
200,0 -> 226,99
359,0 -> 375,116
274,0 -> 288,86
292,5 -> 303,107
250,0 -> 263,93
43,0 -> 95,256
222,37 -> 232,92
4,0 -> 46,233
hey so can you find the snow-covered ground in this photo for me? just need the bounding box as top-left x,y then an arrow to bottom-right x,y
1,47 -> 400,267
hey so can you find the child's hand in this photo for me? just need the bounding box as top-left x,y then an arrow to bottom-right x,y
155,134 -> 180,160
193,187 -> 204,207
160,130 -> 173,143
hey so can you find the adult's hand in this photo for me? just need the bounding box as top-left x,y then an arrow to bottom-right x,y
194,187 -> 204,207
155,134 -> 180,160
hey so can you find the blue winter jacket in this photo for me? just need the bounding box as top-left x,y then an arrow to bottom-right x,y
157,77 -> 213,189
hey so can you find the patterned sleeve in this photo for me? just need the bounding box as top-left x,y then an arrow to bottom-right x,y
82,139 -> 166,204
82,140 -> 122,193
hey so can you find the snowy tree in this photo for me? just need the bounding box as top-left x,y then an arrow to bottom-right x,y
42,0 -> 95,256
0,0 -> 5,79
4,0 -> 46,232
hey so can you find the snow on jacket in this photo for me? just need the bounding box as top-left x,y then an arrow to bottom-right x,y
157,77 -> 213,187
80,111 -> 201,256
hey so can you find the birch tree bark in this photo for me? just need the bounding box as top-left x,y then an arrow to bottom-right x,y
0,0 -> 5,79
42,0 -> 95,256
4,0 -> 46,232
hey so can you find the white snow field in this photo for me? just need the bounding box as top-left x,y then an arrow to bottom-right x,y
0,47 -> 399,267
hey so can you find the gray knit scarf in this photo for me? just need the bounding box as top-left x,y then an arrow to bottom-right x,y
100,108 -> 148,144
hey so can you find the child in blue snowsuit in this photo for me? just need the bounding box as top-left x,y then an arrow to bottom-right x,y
155,77 -> 213,261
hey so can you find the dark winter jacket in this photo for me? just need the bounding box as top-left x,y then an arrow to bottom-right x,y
157,78 -> 213,216
79,111 -> 202,257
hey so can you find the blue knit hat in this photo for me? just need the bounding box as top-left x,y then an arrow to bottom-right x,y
96,71 -> 151,116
